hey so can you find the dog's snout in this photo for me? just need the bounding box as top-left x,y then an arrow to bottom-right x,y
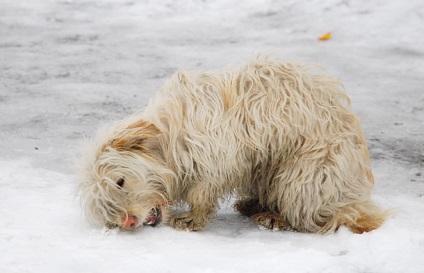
122,215 -> 138,230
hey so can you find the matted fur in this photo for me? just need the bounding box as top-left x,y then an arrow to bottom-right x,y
77,56 -> 390,233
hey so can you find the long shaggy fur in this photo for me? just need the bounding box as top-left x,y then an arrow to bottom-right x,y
77,56 -> 390,234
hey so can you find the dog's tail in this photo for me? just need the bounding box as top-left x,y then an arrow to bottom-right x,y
320,201 -> 394,234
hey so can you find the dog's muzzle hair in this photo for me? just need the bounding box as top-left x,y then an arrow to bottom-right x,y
77,55 -> 391,233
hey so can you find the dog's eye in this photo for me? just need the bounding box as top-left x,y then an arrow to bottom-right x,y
116,178 -> 125,188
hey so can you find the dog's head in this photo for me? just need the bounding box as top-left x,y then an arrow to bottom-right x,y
77,119 -> 174,230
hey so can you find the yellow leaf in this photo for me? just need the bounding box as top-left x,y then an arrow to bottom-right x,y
319,32 -> 332,41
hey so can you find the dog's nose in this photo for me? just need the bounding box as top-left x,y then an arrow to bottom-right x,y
122,215 -> 138,230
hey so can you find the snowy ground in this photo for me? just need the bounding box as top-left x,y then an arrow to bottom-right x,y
1,0 -> 423,272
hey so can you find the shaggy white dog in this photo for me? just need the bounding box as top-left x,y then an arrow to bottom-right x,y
77,56 -> 390,233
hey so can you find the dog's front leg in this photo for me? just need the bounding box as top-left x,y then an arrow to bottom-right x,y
170,183 -> 218,231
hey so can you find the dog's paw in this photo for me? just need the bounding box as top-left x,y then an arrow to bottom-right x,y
170,212 -> 208,231
252,212 -> 292,231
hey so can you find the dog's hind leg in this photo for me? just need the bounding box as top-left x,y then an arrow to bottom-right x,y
252,211 -> 293,231
234,198 -> 293,230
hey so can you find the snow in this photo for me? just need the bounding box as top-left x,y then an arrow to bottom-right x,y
0,0 -> 423,272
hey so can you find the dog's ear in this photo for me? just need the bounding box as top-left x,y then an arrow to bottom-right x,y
110,120 -> 161,152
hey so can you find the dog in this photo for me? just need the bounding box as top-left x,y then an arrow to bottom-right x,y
77,56 -> 390,234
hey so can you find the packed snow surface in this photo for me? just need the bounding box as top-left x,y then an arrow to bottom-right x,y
0,0 -> 423,272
